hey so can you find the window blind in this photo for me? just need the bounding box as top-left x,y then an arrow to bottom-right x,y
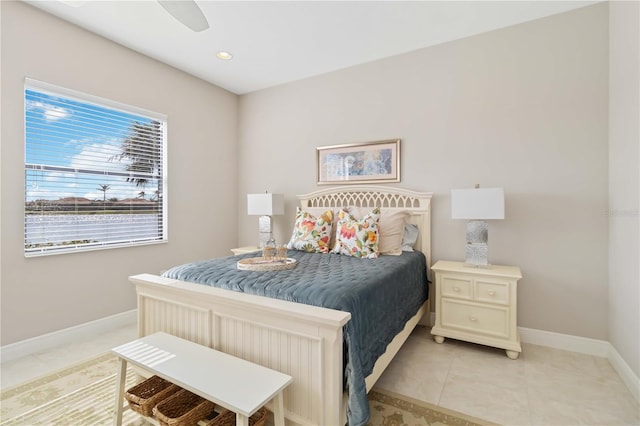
24,78 -> 167,256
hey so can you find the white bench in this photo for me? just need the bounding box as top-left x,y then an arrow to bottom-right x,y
112,332 -> 293,426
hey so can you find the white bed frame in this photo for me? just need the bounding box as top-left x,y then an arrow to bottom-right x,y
130,186 -> 432,425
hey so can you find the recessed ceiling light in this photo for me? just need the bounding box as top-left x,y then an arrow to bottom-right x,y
216,51 -> 233,61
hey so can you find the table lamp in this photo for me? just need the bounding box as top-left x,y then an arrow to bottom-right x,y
247,193 -> 284,248
451,186 -> 504,267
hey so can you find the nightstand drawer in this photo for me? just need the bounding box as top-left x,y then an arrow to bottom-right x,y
475,279 -> 509,305
441,276 -> 472,299
441,299 -> 509,339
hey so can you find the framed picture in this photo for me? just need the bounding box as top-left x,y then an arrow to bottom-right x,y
317,139 -> 400,185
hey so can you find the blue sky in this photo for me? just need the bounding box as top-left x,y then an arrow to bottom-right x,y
25,90 -> 160,202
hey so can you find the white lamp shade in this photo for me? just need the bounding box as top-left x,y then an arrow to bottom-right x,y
451,188 -> 505,220
247,193 -> 285,216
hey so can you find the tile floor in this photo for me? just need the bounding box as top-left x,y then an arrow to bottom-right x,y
377,326 -> 640,425
1,324 -> 638,425
0,325 -> 137,389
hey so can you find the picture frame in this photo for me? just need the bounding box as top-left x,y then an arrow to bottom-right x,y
316,139 -> 401,185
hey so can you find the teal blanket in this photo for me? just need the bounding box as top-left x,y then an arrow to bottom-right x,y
163,250 -> 428,426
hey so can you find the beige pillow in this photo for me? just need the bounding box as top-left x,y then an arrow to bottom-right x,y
347,208 -> 409,255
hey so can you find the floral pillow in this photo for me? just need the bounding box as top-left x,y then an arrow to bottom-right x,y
347,207 -> 408,255
331,208 -> 381,258
286,207 -> 333,253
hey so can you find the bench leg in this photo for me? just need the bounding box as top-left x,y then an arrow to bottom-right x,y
273,392 -> 285,426
236,413 -> 249,426
113,358 -> 127,426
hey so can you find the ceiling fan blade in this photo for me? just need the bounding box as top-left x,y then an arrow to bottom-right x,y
157,0 -> 209,32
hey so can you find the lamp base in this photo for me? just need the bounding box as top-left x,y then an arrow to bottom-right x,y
258,215 -> 273,248
465,220 -> 489,267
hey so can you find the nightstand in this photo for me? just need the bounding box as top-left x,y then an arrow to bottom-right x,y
430,260 -> 523,359
230,246 -> 260,256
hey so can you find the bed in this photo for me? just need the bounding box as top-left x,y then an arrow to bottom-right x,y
130,186 -> 433,426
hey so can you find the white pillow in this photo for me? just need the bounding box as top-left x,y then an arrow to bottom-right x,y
402,223 -> 419,252
347,208 -> 409,256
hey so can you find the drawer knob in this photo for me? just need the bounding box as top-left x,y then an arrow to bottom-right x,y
453,287 -> 460,292
488,290 -> 496,296
469,316 -> 478,322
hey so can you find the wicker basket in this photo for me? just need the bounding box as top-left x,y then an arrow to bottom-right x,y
205,407 -> 268,426
125,375 -> 181,417
153,388 -> 216,426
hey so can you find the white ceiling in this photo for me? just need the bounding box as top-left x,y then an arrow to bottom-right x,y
25,0 -> 598,95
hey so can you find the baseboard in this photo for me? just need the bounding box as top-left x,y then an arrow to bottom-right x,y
518,326 -> 639,404
607,343 -> 640,403
0,309 -> 137,363
518,326 -> 610,357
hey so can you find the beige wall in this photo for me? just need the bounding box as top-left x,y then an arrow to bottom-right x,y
609,1 -> 640,377
0,1 -> 238,345
238,4 -> 610,340
0,2 -> 619,349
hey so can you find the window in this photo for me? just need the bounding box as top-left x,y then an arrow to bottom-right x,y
24,78 -> 167,256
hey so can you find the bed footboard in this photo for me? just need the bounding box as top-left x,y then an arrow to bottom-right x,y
131,273 -> 351,426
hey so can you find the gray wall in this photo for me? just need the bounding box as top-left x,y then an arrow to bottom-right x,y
0,1 -> 238,345
238,4 -> 610,340
609,1 -> 640,377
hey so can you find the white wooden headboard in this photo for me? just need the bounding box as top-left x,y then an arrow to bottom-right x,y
297,185 -> 433,268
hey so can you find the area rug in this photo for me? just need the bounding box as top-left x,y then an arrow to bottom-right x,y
0,353 -> 144,426
1,353 -> 495,426
368,388 -> 497,426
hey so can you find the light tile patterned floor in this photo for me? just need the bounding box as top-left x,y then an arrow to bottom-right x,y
0,325 -> 137,389
2,324 -> 638,425
377,326 -> 640,425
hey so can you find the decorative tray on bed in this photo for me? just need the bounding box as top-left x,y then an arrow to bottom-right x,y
237,257 -> 297,272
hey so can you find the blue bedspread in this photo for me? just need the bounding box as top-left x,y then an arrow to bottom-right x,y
162,250 -> 428,426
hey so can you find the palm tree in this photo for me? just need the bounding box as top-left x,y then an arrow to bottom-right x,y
97,184 -> 110,203
112,120 -> 164,238
111,121 -> 162,189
